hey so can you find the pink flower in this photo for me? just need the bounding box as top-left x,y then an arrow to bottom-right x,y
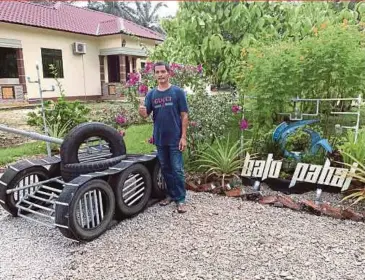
143,62 -> 154,73
232,105 -> 242,114
197,64 -> 203,73
115,114 -> 127,125
138,84 -> 148,95
170,63 -> 183,71
148,137 -> 154,144
119,130 -> 126,137
126,73 -> 140,86
169,70 -> 176,77
240,119 -> 248,130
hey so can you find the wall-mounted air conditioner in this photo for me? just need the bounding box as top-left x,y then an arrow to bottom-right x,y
73,42 -> 86,54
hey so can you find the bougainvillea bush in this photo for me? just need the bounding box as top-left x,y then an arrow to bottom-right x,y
118,61 -> 205,110
122,62 -> 242,165
100,62 -> 207,142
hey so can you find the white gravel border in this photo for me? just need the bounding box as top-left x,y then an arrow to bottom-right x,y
1,190 -> 365,280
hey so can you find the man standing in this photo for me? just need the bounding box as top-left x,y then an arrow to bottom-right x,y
138,62 -> 189,213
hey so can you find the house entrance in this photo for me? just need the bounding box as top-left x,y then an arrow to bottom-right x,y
107,55 -> 120,82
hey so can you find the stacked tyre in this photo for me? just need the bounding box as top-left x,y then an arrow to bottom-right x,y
59,122 -> 127,182
55,122 -> 163,241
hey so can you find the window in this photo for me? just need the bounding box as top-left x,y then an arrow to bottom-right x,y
0,47 -> 18,78
41,48 -> 64,78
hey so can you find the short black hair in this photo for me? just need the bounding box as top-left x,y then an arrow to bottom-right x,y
153,61 -> 170,72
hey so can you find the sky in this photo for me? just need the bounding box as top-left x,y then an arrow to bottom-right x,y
158,1 -> 179,17
73,1 -> 179,18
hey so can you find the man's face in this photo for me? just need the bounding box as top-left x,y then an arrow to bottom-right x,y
154,65 -> 170,84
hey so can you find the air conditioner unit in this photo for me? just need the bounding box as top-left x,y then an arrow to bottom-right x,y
73,42 -> 86,54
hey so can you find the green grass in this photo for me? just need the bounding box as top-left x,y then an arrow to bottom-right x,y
123,123 -> 155,154
0,124 -> 155,167
0,141 -> 47,167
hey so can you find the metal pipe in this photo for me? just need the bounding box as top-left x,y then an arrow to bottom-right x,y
0,124 -> 63,145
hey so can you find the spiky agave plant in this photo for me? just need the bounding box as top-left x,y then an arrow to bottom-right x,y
195,136 -> 244,188
340,151 -> 365,205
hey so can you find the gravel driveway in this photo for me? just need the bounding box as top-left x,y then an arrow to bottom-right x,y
1,191 -> 364,280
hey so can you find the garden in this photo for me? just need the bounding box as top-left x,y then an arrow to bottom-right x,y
3,1 -> 365,221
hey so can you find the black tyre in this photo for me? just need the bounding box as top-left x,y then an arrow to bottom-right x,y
55,179 -> 115,242
151,161 -> 167,199
59,122 -> 127,181
60,154 -> 126,182
0,166 -> 49,216
110,164 -> 152,219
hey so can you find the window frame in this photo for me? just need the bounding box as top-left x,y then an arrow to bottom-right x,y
41,48 -> 64,79
0,47 -> 19,79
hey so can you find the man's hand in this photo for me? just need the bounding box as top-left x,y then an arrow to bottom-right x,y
138,104 -> 148,118
179,137 -> 187,151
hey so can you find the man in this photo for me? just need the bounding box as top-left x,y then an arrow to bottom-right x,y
138,61 -> 189,213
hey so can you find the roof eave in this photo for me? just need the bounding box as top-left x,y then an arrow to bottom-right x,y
0,20 -> 165,41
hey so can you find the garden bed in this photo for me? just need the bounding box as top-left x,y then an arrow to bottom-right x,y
185,172 -> 365,223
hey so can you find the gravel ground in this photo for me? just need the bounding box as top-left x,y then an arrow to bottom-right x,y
1,190 -> 365,280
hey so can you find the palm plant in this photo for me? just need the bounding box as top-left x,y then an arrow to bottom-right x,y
195,136 -> 244,188
87,1 -> 135,19
337,129 -> 365,166
129,1 -> 167,32
340,151 -> 365,205
87,1 -> 167,33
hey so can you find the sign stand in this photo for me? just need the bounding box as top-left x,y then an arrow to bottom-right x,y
27,62 -> 55,156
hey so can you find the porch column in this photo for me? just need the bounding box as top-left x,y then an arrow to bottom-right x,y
16,48 -> 27,94
99,55 -> 105,87
119,55 -> 126,82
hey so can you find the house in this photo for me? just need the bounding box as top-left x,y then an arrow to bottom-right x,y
0,1 -> 164,104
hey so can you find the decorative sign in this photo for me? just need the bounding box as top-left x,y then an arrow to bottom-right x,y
241,153 -> 358,191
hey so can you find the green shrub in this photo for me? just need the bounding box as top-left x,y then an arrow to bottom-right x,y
27,94 -> 90,134
88,102 -> 150,130
187,92 -> 235,160
338,128 -> 365,166
26,64 -> 90,135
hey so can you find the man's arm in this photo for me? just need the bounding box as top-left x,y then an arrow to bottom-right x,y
181,112 -> 189,140
178,89 -> 189,151
138,91 -> 152,118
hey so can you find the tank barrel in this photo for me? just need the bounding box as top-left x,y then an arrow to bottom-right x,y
0,124 -> 63,145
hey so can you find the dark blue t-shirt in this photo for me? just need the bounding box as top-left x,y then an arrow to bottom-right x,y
145,85 -> 189,146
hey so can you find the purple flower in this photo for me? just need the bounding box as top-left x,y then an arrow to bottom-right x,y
115,114 -> 127,125
148,137 -> 154,144
138,84 -> 148,95
240,119 -> 248,130
232,105 -> 241,114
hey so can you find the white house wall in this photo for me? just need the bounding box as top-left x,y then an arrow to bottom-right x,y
0,22 -> 102,100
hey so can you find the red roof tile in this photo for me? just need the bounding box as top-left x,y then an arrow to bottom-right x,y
0,1 -> 164,41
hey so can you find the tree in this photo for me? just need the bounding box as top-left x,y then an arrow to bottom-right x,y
87,1 -> 167,33
87,1 -> 135,19
149,1 -> 362,87
127,1 -> 167,33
